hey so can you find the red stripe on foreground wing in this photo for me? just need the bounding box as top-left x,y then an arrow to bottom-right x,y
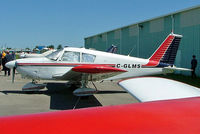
72,65 -> 127,73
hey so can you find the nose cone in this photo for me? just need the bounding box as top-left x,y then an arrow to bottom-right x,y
5,60 -> 16,69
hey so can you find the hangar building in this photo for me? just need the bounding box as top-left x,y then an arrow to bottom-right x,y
84,5 -> 200,76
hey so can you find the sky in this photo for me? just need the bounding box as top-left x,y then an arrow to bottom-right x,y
0,0 -> 200,49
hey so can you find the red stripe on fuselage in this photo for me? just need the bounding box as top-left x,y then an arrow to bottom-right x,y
142,60 -> 160,67
72,65 -> 127,73
17,63 -> 115,67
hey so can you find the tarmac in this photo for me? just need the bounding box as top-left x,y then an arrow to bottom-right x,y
0,71 -> 138,116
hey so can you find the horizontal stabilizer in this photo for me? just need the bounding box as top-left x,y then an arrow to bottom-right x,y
162,66 -> 191,74
118,77 -> 200,102
164,66 -> 192,71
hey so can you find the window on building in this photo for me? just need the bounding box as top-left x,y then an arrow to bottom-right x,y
102,33 -> 107,42
180,8 -> 200,27
114,30 -> 121,39
129,25 -> 138,36
149,18 -> 164,33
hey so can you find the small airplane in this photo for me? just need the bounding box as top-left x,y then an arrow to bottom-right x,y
19,49 -> 56,58
1,77 -> 200,134
5,33 -> 189,95
106,44 -> 117,53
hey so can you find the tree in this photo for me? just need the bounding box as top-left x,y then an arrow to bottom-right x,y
6,47 -> 12,50
57,44 -> 63,49
47,45 -> 54,49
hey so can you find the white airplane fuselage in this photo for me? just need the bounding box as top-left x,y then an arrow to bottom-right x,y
14,47 -> 162,81
6,33 -> 184,95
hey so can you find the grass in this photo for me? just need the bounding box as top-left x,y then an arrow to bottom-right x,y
154,74 -> 200,88
16,54 -> 20,59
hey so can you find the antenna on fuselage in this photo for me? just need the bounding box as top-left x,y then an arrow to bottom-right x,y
127,46 -> 135,56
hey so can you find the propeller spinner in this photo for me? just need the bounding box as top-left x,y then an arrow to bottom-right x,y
5,60 -> 17,83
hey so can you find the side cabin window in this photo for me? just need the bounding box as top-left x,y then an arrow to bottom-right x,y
82,53 -> 96,63
62,51 -> 80,62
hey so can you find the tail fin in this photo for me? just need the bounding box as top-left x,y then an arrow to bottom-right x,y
145,33 -> 182,67
106,45 -> 118,53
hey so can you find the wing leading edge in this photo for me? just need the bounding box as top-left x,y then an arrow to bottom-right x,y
118,77 -> 200,102
53,64 -> 127,81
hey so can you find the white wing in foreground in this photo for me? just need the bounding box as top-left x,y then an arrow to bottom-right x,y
118,77 -> 200,102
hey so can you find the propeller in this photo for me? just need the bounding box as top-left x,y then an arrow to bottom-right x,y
12,67 -> 16,83
11,61 -> 18,83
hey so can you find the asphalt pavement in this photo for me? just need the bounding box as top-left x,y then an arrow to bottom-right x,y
0,71 -> 138,116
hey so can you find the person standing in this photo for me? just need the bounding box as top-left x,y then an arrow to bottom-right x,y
1,51 -> 6,72
4,51 -> 12,76
11,51 -> 16,60
0,52 -> 2,72
191,55 -> 197,78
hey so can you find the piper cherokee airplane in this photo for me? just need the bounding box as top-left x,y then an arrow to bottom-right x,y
5,33 -> 189,96
1,77 -> 200,134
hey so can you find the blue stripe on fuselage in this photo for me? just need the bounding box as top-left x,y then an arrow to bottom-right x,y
156,62 -> 173,67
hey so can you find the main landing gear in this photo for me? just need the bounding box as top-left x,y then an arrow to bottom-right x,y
73,75 -> 98,96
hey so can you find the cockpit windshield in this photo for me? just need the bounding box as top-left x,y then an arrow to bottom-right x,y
46,49 -> 63,60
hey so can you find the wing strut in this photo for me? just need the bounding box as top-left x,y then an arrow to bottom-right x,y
73,74 -> 98,96
73,97 -> 81,109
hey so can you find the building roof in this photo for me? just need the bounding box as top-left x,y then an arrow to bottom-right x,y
85,5 -> 200,39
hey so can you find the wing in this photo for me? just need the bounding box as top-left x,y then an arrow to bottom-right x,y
53,65 -> 127,81
2,97 -> 200,133
118,77 -> 200,102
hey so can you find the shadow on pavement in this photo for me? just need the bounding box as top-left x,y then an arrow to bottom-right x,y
97,91 -> 127,94
0,82 -> 103,110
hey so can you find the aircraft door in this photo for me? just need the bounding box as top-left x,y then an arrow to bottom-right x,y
81,53 -> 96,63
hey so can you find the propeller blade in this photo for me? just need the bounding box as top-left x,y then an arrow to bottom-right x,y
12,67 -> 16,83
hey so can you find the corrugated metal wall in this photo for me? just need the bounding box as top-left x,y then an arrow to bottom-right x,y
85,6 -> 200,76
